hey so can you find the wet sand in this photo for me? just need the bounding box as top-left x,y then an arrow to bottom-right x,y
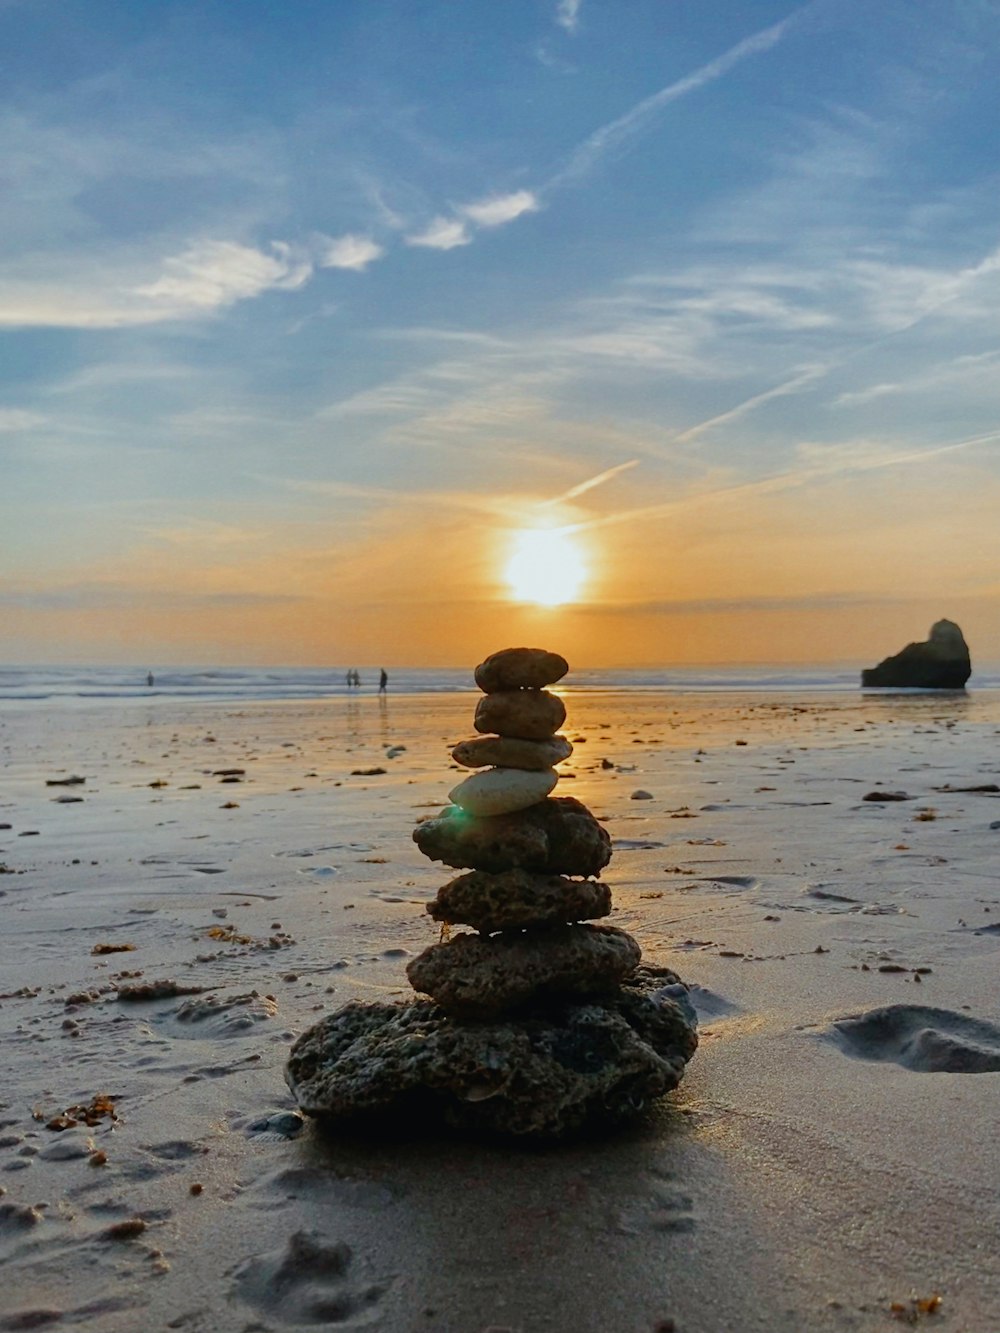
2,687 -> 1000,1331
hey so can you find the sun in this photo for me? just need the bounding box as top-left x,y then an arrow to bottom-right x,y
504,528 -> 587,607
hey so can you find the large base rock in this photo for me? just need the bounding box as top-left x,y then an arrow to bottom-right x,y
285,968 -> 698,1139
861,619 -> 971,689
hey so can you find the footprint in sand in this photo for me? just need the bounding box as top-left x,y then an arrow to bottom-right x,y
621,1168 -> 697,1235
828,1004 -> 1000,1073
241,1165 -> 394,1209
684,984 -> 740,1019
697,875 -> 759,891
231,1229 -> 388,1325
160,991 -> 279,1038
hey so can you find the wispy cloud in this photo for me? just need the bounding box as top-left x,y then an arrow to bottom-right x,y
0,238 -> 313,329
462,190 -> 539,227
135,239 -> 311,311
405,216 -> 471,250
832,349 -> 1000,409
555,0 -> 582,34
548,7 -> 807,188
405,192 -> 538,253
317,233 -> 384,271
0,408 -> 46,431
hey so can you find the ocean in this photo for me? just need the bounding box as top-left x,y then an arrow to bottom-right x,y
2,662 -> 998,705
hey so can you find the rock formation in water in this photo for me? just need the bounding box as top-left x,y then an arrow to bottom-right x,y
285,646 -> 698,1138
861,619 -> 972,689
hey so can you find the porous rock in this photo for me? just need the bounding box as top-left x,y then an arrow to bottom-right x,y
285,967 -> 698,1138
406,923 -> 640,1019
448,766 -> 557,817
429,868 -> 612,932
452,733 -> 573,771
413,796 -> 611,877
861,619 -> 972,689
474,647 -> 569,694
474,690 -> 566,741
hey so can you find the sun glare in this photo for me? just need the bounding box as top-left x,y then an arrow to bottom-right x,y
504,528 -> 587,606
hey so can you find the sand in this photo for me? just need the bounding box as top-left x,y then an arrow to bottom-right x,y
2,686 -> 1000,1331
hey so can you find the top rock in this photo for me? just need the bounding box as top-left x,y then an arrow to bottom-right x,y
475,647 -> 569,694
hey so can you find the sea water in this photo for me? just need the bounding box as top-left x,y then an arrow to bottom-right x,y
2,662 -> 998,705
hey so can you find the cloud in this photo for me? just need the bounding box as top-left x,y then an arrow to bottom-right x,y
555,0 -> 582,34
462,190 -> 539,228
318,233 -> 384,271
0,238 -> 314,329
135,239 -> 311,311
549,7 -> 806,188
0,409 -> 45,431
405,217 -> 471,250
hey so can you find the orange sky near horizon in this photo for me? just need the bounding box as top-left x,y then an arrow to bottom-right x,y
5,452 -> 999,668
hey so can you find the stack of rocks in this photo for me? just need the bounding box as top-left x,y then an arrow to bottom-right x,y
286,647 -> 697,1139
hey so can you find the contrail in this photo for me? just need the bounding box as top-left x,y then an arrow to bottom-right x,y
670,366 -> 827,446
547,6 -> 810,190
566,429 -> 1000,533
541,459 -> 639,507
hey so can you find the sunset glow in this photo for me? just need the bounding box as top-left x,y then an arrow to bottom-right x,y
504,529 -> 587,607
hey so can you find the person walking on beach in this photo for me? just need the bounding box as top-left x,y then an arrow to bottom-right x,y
379,668 -> 388,693
146,671 -> 154,688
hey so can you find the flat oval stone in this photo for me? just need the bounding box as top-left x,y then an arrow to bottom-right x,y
452,734 -> 573,771
449,767 -> 557,817
406,924 -> 641,1020
413,796 -> 612,876
429,869 -> 611,932
475,647 -> 569,693
474,690 -> 566,741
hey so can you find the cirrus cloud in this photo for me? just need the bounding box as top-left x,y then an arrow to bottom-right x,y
318,233 -> 384,271
405,217 -> 472,250
462,190 -> 539,228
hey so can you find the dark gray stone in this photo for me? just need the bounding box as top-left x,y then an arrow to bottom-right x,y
861,619 -> 971,689
413,796 -> 612,876
284,967 -> 698,1139
474,647 -> 569,694
406,923 -> 639,1019
474,690 -> 566,740
429,869 -> 611,933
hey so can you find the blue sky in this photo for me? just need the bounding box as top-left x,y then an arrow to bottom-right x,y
3,0 -> 1000,665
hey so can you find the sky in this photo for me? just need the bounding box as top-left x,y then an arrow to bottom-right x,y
3,0 -> 1000,668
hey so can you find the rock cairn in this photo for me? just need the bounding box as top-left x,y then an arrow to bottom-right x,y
286,647 -> 698,1139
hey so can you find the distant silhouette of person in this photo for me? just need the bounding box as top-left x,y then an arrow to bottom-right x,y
379,668 -> 388,693
345,670 -> 353,690
146,671 -> 154,688
352,670 -> 361,689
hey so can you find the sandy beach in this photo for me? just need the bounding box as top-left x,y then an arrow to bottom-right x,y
2,686 -> 1000,1332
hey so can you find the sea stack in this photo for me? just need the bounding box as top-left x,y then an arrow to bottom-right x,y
861,619 -> 972,690
286,646 -> 698,1138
